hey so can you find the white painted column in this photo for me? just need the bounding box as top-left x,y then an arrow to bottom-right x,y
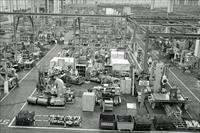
4,81 -> 9,94
167,0 -> 174,13
131,66 -> 135,96
184,0 -> 189,5
165,27 -> 170,33
54,0 -> 59,13
154,62 -> 164,92
151,0 -> 155,10
194,27 -> 200,57
8,0 -> 14,23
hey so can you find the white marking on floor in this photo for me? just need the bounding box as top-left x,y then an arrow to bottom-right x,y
0,44 -> 57,103
169,68 -> 200,103
186,111 -> 193,119
8,125 -> 119,132
35,115 -> 49,117
8,117 -> 15,127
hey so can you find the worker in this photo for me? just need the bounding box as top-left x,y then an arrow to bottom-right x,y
147,56 -> 153,67
54,76 -> 65,97
12,69 -> 19,87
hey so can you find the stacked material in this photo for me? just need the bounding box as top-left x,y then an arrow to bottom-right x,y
50,57 -> 75,69
120,77 -> 131,94
82,92 -> 96,111
110,51 -> 125,59
110,59 -> 130,71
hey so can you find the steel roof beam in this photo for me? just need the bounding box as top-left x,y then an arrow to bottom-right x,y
131,16 -> 200,22
149,33 -> 200,39
0,12 -> 126,18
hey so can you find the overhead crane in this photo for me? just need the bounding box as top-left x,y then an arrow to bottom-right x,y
1,11 -> 198,62
0,12 -> 126,18
130,15 -> 200,22
1,11 -> 200,21
149,33 -> 200,39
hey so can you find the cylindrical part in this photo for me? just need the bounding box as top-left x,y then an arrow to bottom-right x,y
27,96 -> 38,104
37,98 -> 48,106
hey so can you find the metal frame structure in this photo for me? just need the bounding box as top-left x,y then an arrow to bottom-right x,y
149,33 -> 200,39
13,15 -> 34,42
0,12 -> 126,18
0,11 -> 199,64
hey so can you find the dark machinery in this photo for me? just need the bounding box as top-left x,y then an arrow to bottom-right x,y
15,110 -> 35,126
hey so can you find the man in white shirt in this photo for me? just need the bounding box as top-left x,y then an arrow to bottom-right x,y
54,76 -> 66,97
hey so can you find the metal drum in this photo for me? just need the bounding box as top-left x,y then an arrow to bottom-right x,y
27,96 -> 38,105
37,98 -> 48,106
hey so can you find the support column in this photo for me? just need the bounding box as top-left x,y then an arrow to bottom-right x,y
45,0 -> 49,13
165,26 -> 170,33
184,0 -> 189,5
143,31 -> 149,73
167,0 -> 174,13
131,65 -> 135,96
131,24 -> 136,97
151,0 -> 155,10
61,0 -> 64,13
4,81 -> 9,94
3,48 -> 9,94
194,28 -> 200,57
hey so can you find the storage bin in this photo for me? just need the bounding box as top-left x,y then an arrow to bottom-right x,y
99,114 -> 116,130
153,116 -> 173,130
134,116 -> 152,131
117,115 -> 134,131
